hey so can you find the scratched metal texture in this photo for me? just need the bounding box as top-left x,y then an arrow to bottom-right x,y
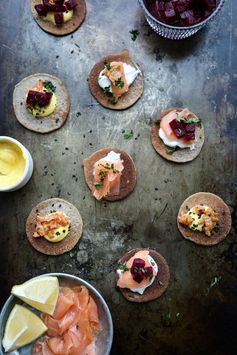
0,1 -> 237,354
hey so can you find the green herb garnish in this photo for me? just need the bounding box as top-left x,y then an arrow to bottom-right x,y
43,81 -> 56,93
108,96 -> 118,105
117,263 -> 130,272
56,231 -> 60,236
74,43 -> 80,49
123,130 -> 134,140
154,119 -> 161,125
103,86 -> 113,98
115,77 -> 124,89
76,112 -> 81,117
130,29 -> 139,41
94,181 -> 103,190
176,115 -> 202,128
104,62 -> 111,70
159,86 -> 164,92
166,146 -> 180,155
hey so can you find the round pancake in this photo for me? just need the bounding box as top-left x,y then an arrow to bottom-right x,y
115,248 -> 170,303
151,107 -> 205,163
88,49 -> 144,110
31,0 -> 86,36
83,147 -> 136,201
177,192 -> 232,246
26,198 -> 83,255
13,73 -> 70,133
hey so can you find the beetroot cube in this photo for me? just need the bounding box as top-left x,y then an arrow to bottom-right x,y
145,266 -> 153,277
54,12 -> 64,24
169,119 -> 186,138
26,91 -> 52,107
185,132 -> 195,141
65,0 -> 78,10
180,10 -> 197,25
172,0 -> 189,13
132,258 -> 145,269
185,123 -> 195,132
35,4 -> 48,16
132,270 -> 144,283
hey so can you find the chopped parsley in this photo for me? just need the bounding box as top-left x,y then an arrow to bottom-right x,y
104,62 -> 111,70
166,146 -> 180,155
56,231 -> 60,236
176,115 -> 202,128
154,119 -> 161,125
43,81 -> 56,93
115,77 -> 124,89
76,112 -> 81,117
130,29 -> 139,41
74,43 -> 80,49
123,130 -> 134,140
117,263 -> 130,272
103,86 -> 113,98
94,181 -> 103,190
108,96 -> 118,105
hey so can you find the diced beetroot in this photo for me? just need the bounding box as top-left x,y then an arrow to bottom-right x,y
144,266 -> 153,277
169,119 -> 186,137
132,270 -> 144,284
132,258 -> 145,269
35,4 -> 48,17
26,91 -> 52,108
54,12 -> 64,24
43,0 -> 55,10
65,0 -> 78,10
145,0 -> 217,26
180,10 -> 197,25
185,123 -> 195,132
185,132 -> 195,141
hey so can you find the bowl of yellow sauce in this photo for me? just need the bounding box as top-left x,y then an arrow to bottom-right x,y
0,137 -> 33,192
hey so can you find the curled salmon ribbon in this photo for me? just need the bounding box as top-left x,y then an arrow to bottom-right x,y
33,212 -> 71,238
33,286 -> 100,355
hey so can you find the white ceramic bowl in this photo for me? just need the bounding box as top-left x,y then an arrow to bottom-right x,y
0,136 -> 33,192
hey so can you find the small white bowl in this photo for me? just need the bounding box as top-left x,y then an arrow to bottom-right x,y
0,136 -> 33,192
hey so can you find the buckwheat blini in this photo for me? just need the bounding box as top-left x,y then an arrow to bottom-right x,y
177,192 -> 232,246
13,73 -> 70,133
116,248 -> 170,303
83,147 -> 136,201
151,107 -> 205,163
26,198 -> 83,255
88,50 -> 144,110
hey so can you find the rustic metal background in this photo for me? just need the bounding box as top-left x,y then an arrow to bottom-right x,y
0,1 -> 236,354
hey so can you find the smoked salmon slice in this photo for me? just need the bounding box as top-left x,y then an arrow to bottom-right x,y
103,62 -> 129,98
33,286 -> 100,355
33,212 -> 70,238
93,153 -> 124,200
117,250 -> 157,289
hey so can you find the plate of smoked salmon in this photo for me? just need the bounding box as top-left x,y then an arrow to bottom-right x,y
0,273 -> 113,355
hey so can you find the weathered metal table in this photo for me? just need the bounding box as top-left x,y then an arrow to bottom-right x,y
0,1 -> 237,354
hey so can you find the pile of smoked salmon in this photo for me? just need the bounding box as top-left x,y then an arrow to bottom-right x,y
33,286 -> 100,355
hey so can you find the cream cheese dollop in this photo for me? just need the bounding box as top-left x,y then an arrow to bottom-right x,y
159,127 -> 195,150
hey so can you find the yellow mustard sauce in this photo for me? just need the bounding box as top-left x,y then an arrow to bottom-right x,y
0,141 -> 26,189
44,224 -> 70,243
43,10 -> 73,24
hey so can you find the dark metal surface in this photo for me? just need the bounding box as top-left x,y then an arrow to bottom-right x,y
0,1 -> 237,354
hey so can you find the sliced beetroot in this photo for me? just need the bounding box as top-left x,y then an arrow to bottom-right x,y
42,0 -> 55,10
132,270 -> 144,284
54,12 -> 64,24
65,0 -> 78,10
35,4 -> 48,17
169,119 -> 186,137
180,10 -> 197,25
26,90 -> 53,108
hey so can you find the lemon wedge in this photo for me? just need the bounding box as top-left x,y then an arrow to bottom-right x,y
2,304 -> 47,352
11,276 -> 59,315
